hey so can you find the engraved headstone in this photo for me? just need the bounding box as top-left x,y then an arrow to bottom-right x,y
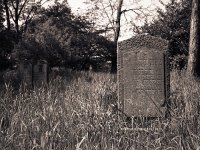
118,35 -> 169,117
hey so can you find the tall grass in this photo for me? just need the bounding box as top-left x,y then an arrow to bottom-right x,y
0,70 -> 200,149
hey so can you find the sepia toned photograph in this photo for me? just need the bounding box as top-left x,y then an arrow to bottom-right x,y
0,0 -> 199,149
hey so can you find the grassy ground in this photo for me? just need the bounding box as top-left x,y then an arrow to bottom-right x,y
0,70 -> 200,149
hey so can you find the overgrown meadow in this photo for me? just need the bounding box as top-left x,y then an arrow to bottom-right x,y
0,70 -> 200,149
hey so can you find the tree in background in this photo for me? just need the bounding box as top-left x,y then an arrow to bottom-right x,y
185,0 -> 200,136
2,0 -> 51,42
84,0 -> 150,73
15,1 -> 114,71
139,0 -> 192,69
187,0 -> 200,77
0,0 -> 4,30
0,0 -> 52,71
0,0 -> 15,70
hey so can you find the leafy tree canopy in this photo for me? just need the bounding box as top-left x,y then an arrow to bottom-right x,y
139,0 -> 192,68
15,2 -> 114,70
0,1 -> 16,70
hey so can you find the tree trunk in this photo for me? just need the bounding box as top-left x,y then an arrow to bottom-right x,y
3,0 -> 10,30
187,0 -> 200,77
110,50 -> 117,73
110,0 -> 123,73
15,0 -> 20,42
114,0 -> 123,44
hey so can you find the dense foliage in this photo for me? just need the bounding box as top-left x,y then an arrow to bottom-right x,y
0,1 -> 15,70
140,0 -> 192,69
0,1 -> 114,71
0,0 -> 193,71
17,2 -> 114,70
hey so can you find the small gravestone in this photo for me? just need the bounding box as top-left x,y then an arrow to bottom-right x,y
19,61 -> 33,87
33,60 -> 48,86
118,35 -> 170,117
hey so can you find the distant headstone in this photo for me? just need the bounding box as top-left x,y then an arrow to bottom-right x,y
33,60 -> 48,86
19,61 -> 33,87
20,60 -> 48,87
118,35 -> 170,117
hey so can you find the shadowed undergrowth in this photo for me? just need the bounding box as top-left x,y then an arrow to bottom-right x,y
0,70 -> 200,149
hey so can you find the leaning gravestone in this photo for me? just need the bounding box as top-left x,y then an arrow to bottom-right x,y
118,34 -> 169,117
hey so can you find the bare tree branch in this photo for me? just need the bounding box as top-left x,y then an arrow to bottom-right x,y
11,1 -> 16,9
18,0 -> 29,18
8,7 -> 15,22
3,0 -> 11,30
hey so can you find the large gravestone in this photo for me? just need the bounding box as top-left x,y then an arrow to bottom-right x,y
118,35 -> 169,117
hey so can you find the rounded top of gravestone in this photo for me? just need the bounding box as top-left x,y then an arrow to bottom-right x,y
38,59 -> 48,64
20,59 -> 33,64
32,59 -> 48,65
118,34 -> 168,51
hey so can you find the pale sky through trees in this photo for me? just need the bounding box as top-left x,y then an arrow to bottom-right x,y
68,0 -> 170,40
68,0 -> 170,13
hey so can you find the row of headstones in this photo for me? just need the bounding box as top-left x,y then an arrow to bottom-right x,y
118,34 -> 170,117
20,34 -> 169,117
19,60 -> 48,87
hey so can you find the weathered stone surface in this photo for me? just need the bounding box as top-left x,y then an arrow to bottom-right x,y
117,34 -> 169,117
